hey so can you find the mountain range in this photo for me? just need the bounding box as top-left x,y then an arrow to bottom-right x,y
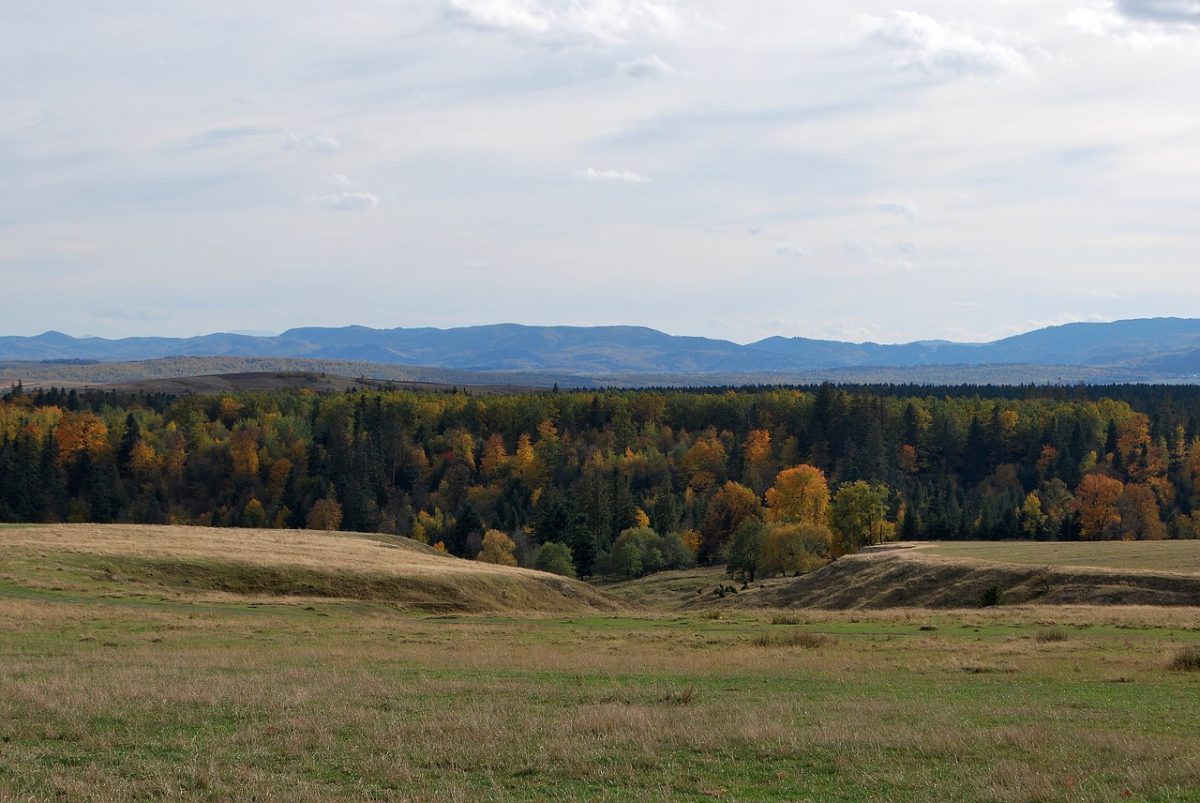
3,318 -> 1200,382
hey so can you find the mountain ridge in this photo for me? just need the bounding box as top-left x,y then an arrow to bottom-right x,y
3,317 -> 1199,379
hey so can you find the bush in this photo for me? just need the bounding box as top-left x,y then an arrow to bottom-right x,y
980,585 -> 1004,607
752,630 -> 829,649
1034,628 -> 1069,643
1170,645 -> 1200,672
533,542 -> 576,577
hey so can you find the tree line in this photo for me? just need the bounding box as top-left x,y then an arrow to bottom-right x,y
3,381 -> 1200,578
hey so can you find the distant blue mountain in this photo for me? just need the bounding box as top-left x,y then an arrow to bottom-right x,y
3,318 -> 1200,378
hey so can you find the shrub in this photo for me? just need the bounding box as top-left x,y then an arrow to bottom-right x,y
1170,645 -> 1200,672
1035,628 -> 1069,643
980,585 -> 1004,607
752,630 -> 829,649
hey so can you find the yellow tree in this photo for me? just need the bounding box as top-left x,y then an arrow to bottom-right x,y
480,434 -> 509,479
1117,483 -> 1165,541
55,411 -> 109,465
765,465 -> 830,526
761,523 -> 832,577
742,429 -> 773,492
512,433 -> 536,484
306,497 -> 343,531
1074,474 -> 1124,540
682,429 -> 727,492
699,481 -> 761,563
476,529 -> 518,566
229,426 -> 261,484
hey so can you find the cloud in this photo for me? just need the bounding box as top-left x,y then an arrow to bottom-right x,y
843,237 -> 881,256
774,242 -> 811,258
619,54 -> 676,78
582,168 -> 650,183
93,307 -> 170,322
1069,1 -> 1200,43
444,0 -> 689,46
1116,0 -> 1200,24
873,200 -> 918,219
282,128 -> 342,153
861,11 -> 1032,77
302,191 -> 379,210
1084,288 -> 1135,300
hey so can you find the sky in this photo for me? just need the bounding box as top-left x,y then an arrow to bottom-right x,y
2,0 -> 1199,345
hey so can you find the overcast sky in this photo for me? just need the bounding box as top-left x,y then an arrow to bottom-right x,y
3,1 -> 1199,344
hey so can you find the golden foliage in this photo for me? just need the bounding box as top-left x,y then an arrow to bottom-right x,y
476,530 -> 518,566
55,411 -> 109,464
765,465 -> 830,525
1075,474 -> 1124,540
306,497 -> 343,531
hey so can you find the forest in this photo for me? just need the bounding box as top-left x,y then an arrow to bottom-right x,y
3,381 -> 1200,578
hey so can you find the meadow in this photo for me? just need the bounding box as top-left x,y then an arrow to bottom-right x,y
2,526 -> 1200,801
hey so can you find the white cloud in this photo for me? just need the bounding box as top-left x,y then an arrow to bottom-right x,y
282,128 -> 341,153
774,242 -> 811,258
444,0 -> 689,46
1068,1 -> 1199,43
301,191 -> 379,210
582,168 -> 650,183
873,200 -> 918,219
843,237 -> 881,256
619,54 -> 676,78
861,11 -> 1032,78
1116,0 -> 1200,24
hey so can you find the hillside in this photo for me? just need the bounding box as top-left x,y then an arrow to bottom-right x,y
736,545 -> 1200,609
3,317 -> 1200,382
0,524 -> 617,613
0,356 -> 576,392
605,542 -> 1200,610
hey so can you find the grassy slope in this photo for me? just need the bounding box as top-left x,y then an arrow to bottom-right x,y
633,543 -> 1200,611
0,524 -> 615,613
920,540 -> 1200,573
3,528 -> 1200,800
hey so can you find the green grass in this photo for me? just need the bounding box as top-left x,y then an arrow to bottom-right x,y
4,527 -> 1200,800
922,539 -> 1200,573
3,581 -> 1200,800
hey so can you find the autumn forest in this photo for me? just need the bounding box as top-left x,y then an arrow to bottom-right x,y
4,382 -> 1200,579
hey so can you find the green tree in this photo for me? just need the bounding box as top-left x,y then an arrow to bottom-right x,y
727,517 -> 766,582
242,497 -> 268,528
533,542 -> 577,577
829,481 -> 890,555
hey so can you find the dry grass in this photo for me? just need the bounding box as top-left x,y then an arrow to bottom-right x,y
920,540 -> 1200,574
751,630 -> 830,649
2,594 -> 1198,801
3,526 -> 1200,800
1171,645 -> 1200,672
0,523 -> 616,613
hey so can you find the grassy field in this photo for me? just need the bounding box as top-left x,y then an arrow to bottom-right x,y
3,527 -> 1200,801
921,540 -> 1200,574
